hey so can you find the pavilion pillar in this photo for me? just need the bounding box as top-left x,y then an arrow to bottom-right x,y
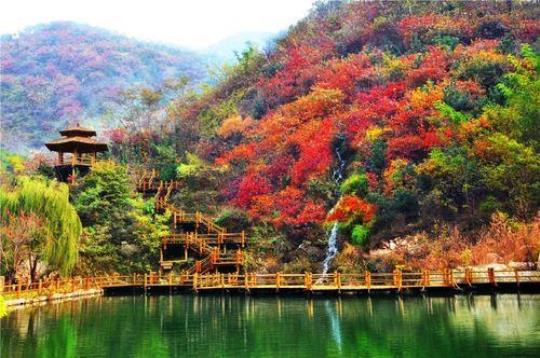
72,150 -> 78,166
58,152 -> 64,165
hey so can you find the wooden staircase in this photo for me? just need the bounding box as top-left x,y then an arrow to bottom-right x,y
136,169 -> 246,274
160,204 -> 246,274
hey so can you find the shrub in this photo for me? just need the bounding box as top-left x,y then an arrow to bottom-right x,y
215,207 -> 251,232
351,224 -> 370,246
340,173 -> 369,197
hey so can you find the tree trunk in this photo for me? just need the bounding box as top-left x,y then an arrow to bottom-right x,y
30,256 -> 39,282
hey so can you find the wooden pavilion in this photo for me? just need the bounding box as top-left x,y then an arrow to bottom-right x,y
45,124 -> 108,182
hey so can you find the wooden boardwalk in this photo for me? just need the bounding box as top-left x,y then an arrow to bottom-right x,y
191,269 -> 540,293
4,269 -> 540,300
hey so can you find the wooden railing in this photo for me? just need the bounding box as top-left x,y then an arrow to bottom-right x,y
162,232 -> 246,247
1,275 -> 144,299
136,170 -> 182,193
196,212 -> 226,234
192,269 -> 540,291
3,270 -> 540,301
54,154 -> 95,167
168,206 -> 226,235
136,169 -> 158,191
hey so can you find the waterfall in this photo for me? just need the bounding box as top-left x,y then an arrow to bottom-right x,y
333,146 -> 346,183
318,143 -> 346,282
320,222 -> 339,278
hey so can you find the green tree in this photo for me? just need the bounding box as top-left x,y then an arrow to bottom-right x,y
476,133 -> 540,218
72,161 -> 168,274
172,153 -> 225,213
417,148 -> 483,219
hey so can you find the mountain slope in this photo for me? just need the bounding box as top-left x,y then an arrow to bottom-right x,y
136,0 -> 540,270
0,22 -> 206,152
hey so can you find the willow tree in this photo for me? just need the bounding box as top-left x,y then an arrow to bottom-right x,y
0,177 -> 81,279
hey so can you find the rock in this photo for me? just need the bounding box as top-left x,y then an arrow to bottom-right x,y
509,262 -> 534,270
476,263 -> 508,271
309,246 -> 324,260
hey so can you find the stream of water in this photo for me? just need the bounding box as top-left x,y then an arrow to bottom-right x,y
319,145 -> 347,280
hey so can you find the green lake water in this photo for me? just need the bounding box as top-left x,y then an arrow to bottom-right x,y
2,294 -> 540,357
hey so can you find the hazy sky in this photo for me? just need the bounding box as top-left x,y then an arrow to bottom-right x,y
0,0 -> 315,49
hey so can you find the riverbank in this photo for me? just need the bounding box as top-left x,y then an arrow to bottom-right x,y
4,288 -> 103,308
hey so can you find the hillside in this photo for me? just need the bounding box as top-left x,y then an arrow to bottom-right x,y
113,0 -> 540,272
0,22 -> 206,152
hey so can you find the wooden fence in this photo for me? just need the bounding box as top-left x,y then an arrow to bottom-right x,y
2,269 -> 539,301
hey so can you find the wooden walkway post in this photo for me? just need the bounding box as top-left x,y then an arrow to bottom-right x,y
276,273 -> 281,292
488,268 -> 496,286
305,272 -> 313,291
365,271 -> 371,290
193,273 -> 199,292
335,272 -> 342,292
443,268 -> 450,286
465,268 -> 473,286
514,269 -> 520,287
448,269 -> 454,287
393,269 -> 402,291
423,269 -> 430,287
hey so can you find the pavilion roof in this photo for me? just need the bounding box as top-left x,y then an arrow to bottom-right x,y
45,136 -> 108,153
59,125 -> 97,137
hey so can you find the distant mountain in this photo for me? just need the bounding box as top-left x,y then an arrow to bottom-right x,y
0,22 -> 207,152
201,31 -> 277,65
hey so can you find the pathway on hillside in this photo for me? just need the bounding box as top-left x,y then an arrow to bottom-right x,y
136,170 -> 246,275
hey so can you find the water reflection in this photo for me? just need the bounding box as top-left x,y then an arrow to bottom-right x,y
323,299 -> 343,354
2,294 -> 540,357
